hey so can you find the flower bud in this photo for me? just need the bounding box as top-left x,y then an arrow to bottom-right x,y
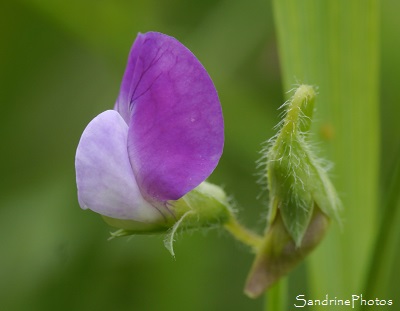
245,85 -> 341,297
266,85 -> 340,245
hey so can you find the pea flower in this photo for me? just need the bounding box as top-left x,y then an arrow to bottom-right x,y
75,32 -> 225,233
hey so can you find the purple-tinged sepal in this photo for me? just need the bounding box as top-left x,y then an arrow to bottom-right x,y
245,209 -> 329,298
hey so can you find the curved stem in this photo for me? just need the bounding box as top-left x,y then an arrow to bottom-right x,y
224,215 -> 263,251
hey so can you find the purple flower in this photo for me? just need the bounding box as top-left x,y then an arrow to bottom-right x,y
75,32 -> 224,228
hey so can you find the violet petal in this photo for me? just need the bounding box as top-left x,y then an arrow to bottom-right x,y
75,110 -> 163,221
114,34 -> 145,124
126,32 -> 224,202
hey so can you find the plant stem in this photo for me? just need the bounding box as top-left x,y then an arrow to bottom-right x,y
265,278 -> 287,311
224,216 -> 263,251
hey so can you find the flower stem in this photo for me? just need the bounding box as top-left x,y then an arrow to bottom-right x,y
265,278 -> 287,311
224,215 -> 263,251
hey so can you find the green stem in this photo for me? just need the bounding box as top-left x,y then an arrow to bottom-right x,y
363,147 -> 400,301
224,216 -> 263,251
265,278 -> 287,311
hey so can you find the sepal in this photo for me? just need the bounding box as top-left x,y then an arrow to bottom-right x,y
106,182 -> 232,254
266,85 -> 340,245
245,208 -> 329,298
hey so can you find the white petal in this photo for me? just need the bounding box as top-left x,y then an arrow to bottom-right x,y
75,110 -> 163,222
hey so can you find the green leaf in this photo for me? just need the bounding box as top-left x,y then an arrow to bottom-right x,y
272,0 -> 380,301
364,147 -> 400,301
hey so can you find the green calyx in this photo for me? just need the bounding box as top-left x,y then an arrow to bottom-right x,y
172,181 -> 231,229
164,182 -> 232,256
105,182 -> 232,255
266,85 -> 340,246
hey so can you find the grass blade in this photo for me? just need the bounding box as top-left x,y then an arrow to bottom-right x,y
272,0 -> 380,302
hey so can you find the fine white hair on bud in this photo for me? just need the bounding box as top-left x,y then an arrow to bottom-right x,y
245,85 -> 342,298
264,84 -> 340,246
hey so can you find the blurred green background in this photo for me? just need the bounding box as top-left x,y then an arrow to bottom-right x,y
0,0 -> 399,310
